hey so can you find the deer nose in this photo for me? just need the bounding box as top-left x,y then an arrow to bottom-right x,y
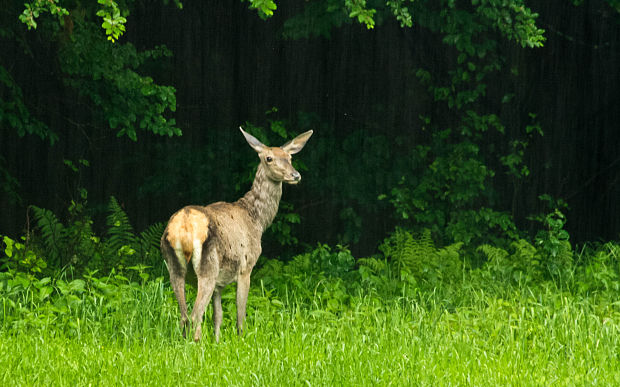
292,171 -> 301,181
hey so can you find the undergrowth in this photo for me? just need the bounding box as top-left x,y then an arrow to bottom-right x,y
1,195 -> 620,385
2,241 -> 620,385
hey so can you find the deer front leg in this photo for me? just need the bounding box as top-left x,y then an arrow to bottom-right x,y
212,288 -> 223,343
236,272 -> 251,336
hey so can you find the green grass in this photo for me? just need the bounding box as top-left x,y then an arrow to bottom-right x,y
2,280 -> 620,386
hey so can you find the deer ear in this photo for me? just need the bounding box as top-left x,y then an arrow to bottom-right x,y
281,130 -> 313,155
240,127 -> 266,153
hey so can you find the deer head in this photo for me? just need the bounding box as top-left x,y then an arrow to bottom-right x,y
239,127 -> 313,185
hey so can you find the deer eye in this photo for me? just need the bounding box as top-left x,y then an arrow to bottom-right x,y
266,156 -> 273,163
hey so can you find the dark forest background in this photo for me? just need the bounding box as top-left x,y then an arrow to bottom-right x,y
3,2 -> 620,377
1,0 -> 619,264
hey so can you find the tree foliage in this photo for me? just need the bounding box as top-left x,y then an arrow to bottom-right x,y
59,23 -> 179,140
0,0 -> 546,145
2,0 -> 180,143
0,65 -> 54,143
2,0 -> 618,292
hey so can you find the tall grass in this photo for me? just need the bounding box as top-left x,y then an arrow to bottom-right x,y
1,273 -> 619,386
3,195 -> 618,384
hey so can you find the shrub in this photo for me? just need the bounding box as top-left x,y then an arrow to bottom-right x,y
254,244 -> 360,313
574,242 -> 620,295
5,195 -> 165,277
358,228 -> 463,297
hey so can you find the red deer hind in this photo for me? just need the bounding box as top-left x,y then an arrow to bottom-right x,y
160,127 -> 313,342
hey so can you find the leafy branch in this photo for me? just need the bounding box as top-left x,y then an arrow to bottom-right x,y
246,0 -> 278,18
19,0 -> 68,30
345,0 -> 377,29
96,0 -> 127,42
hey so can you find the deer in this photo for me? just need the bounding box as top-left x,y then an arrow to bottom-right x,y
160,127 -> 313,342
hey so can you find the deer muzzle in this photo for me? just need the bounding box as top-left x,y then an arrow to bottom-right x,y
287,171 -> 301,184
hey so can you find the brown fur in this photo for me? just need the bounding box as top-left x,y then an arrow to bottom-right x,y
160,128 -> 313,342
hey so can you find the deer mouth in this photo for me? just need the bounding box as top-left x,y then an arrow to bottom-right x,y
284,171 -> 301,184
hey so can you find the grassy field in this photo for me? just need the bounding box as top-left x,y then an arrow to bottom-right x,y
2,276 -> 620,386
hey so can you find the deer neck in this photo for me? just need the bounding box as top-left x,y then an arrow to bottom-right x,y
238,163 -> 283,232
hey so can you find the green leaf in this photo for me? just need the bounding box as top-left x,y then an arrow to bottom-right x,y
3,236 -> 14,258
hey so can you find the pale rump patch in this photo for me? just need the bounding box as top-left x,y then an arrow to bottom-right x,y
166,208 -> 209,264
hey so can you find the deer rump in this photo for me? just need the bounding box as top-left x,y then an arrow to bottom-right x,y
162,203 -> 261,287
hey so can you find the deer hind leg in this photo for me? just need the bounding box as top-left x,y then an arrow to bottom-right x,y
212,287 -> 223,343
171,270 -> 189,337
190,242 -> 218,342
161,236 -> 189,337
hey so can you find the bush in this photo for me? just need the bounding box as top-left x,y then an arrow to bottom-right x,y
0,267 -> 171,335
254,244 -> 360,314
2,195 -> 166,278
574,242 -> 620,295
357,228 -> 463,297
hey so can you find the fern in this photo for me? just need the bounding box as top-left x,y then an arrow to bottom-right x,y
477,244 -> 509,264
478,240 -> 543,285
101,197 -> 167,271
104,196 -> 138,258
21,196 -> 164,275
378,228 -> 463,287
511,239 -> 540,273
436,242 -> 464,280
30,205 -> 65,265
380,228 -> 436,277
139,222 -> 164,252
358,257 -> 388,274
138,222 -> 165,267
